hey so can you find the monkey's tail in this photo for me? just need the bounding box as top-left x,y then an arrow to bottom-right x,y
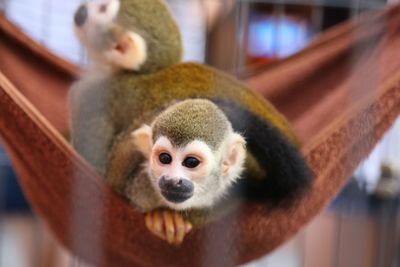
211,98 -> 314,205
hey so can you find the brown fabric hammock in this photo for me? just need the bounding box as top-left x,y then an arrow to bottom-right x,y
1,4 -> 400,266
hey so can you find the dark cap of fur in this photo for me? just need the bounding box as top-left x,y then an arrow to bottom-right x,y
152,99 -> 231,149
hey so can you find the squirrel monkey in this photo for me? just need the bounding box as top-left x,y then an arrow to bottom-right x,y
71,0 -> 313,244
107,99 -> 246,244
73,0 -> 181,73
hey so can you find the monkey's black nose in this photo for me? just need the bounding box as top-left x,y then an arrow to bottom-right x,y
159,176 -> 194,203
74,4 -> 88,27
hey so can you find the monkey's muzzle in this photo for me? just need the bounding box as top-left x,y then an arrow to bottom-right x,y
159,176 -> 194,203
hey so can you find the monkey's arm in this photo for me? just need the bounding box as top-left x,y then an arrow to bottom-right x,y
107,132 -> 164,209
69,77 -> 115,176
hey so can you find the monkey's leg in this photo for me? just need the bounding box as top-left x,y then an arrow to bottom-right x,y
145,210 -> 192,245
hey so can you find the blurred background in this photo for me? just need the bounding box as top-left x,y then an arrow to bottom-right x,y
0,0 -> 399,266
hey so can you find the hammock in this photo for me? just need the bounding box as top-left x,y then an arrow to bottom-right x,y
1,5 -> 400,266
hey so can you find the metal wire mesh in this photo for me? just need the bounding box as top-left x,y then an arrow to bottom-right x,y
0,1 -> 399,267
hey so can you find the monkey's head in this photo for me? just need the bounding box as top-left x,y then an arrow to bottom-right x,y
132,99 -> 246,210
74,0 -> 182,73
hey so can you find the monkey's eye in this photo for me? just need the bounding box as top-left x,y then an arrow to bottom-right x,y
159,153 -> 172,164
182,157 -> 200,168
99,4 -> 107,13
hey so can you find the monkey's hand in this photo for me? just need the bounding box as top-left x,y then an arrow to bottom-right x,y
145,209 -> 192,245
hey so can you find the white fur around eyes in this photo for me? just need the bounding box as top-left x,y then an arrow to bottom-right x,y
181,140 -> 213,160
147,135 -> 245,211
153,136 -> 174,152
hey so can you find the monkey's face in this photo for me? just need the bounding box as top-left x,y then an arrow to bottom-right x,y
74,0 -> 120,45
73,0 -> 147,71
149,136 -> 218,210
74,0 -> 120,27
130,102 -> 246,211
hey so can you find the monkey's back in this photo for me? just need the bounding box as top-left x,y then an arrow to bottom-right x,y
109,62 -> 299,145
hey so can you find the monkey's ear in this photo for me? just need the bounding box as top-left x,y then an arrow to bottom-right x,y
131,124 -> 153,157
104,31 -> 147,71
222,133 -> 246,179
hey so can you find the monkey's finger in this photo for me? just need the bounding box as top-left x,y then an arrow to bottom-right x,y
173,212 -> 186,245
163,211 -> 175,244
184,221 -> 193,234
152,211 -> 167,240
145,212 -> 163,239
145,213 -> 159,237
145,213 -> 153,231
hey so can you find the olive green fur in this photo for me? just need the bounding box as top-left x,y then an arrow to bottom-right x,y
152,99 -> 231,150
117,0 -> 183,74
108,63 -> 299,146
